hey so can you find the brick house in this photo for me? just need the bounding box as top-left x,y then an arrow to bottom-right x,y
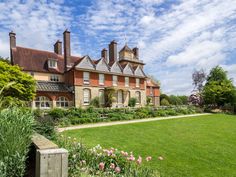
9,30 -> 160,109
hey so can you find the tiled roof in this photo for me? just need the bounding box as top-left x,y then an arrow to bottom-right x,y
12,46 -> 81,73
36,81 -> 72,92
146,78 -> 160,87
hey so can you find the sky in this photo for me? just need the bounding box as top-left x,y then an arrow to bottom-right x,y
0,0 -> 236,95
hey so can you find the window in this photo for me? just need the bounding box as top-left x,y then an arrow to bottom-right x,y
150,87 -> 153,95
135,91 -> 141,104
136,78 -> 140,87
113,75 -> 118,86
117,90 -> 123,104
83,89 -> 90,105
48,59 -> 57,68
50,75 -> 59,82
99,74 -> 105,85
83,72 -> 90,84
99,90 -> 105,105
35,96 -> 51,109
125,77 -> 129,87
56,96 -> 69,108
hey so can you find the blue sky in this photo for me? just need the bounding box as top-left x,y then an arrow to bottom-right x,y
0,0 -> 235,95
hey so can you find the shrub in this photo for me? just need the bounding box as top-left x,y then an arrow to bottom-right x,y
161,98 -> 170,106
47,108 -> 66,121
90,97 -> 100,108
128,97 -> 137,107
0,107 -> 34,177
146,97 -> 152,106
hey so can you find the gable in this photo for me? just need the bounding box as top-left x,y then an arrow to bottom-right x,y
110,62 -> 122,74
123,64 -> 133,75
134,66 -> 145,77
96,58 -> 109,72
75,56 -> 95,70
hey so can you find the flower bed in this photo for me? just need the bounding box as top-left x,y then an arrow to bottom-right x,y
34,106 -> 203,127
56,135 -> 161,177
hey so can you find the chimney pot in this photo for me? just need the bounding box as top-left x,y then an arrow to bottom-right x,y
54,40 -> 62,55
133,47 -> 139,59
101,48 -> 108,63
9,31 -> 16,49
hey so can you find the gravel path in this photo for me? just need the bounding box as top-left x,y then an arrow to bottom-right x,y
57,113 -> 211,132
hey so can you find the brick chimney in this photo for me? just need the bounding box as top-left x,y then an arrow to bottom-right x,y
63,29 -> 71,71
133,47 -> 139,59
54,40 -> 62,55
101,48 -> 108,63
109,40 -> 117,64
9,31 -> 16,65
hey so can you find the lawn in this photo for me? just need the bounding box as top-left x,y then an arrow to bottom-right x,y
63,114 -> 236,177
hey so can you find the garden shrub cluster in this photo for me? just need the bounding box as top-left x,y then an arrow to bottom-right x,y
36,106 -> 203,127
56,135 -> 160,177
0,107 -> 34,177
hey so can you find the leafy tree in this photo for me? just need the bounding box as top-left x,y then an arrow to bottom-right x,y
0,61 -> 36,102
169,95 -> 183,105
146,97 -> 152,106
128,97 -> 137,107
161,98 -> 170,106
192,69 -> 206,92
160,94 -> 170,103
90,97 -> 100,108
104,87 -> 116,107
202,66 -> 236,107
178,95 -> 188,105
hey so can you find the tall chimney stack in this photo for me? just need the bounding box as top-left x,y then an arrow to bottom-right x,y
63,29 -> 71,71
109,40 -> 117,64
9,31 -> 16,65
101,48 -> 108,63
54,40 -> 62,55
133,47 -> 139,59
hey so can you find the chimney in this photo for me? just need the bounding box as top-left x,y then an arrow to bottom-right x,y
9,31 -> 16,49
63,29 -> 71,71
54,40 -> 62,55
101,48 -> 108,62
133,47 -> 139,59
9,31 -> 16,65
109,40 -> 117,64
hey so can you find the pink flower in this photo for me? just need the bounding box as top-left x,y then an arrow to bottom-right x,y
158,156 -> 164,161
115,166 -> 121,173
99,162 -> 105,171
121,151 -> 128,157
146,156 -> 152,162
127,154 -> 135,161
110,163 -> 115,169
136,156 -> 142,165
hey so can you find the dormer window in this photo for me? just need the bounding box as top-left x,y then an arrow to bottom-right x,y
48,59 -> 57,68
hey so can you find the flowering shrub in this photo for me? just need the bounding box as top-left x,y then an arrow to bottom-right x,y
56,135 -> 160,177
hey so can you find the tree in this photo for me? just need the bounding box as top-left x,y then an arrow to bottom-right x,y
128,97 -> 137,107
104,87 -> 116,107
161,98 -> 170,106
160,94 -> 170,103
178,95 -> 188,105
169,95 -> 183,105
0,61 -> 36,102
192,69 -> 206,92
202,66 -> 236,107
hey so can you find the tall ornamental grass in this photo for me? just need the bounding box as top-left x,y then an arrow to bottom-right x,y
0,107 -> 34,177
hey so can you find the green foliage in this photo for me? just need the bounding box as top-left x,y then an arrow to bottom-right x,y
104,87 -> 116,107
0,107 -> 34,177
146,97 -> 152,106
90,96 -> 100,108
0,56 -> 10,64
160,94 -> 170,103
161,98 -> 170,106
169,95 -> 183,105
203,66 -> 236,107
128,97 -> 137,107
47,108 -> 67,121
178,95 -> 188,105
0,61 -> 36,101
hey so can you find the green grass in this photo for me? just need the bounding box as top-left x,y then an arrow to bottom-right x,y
63,114 -> 236,177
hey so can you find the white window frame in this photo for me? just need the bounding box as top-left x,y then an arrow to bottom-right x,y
56,96 -> 69,108
135,91 -> 141,104
125,77 -> 129,87
83,72 -> 90,84
83,89 -> 90,105
99,90 -> 105,105
48,59 -> 57,68
150,87 -> 153,95
35,96 -> 51,109
136,78 -> 140,88
99,74 -> 105,85
50,75 -> 59,82
113,75 -> 118,86
117,90 -> 123,104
